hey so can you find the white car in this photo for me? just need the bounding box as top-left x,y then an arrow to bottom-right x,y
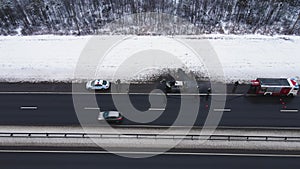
86,80 -> 110,90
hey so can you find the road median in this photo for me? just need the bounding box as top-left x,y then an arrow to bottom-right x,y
0,126 -> 300,154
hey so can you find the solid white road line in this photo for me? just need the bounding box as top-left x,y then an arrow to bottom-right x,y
214,109 -> 231,112
109,124 -> 300,130
149,108 -> 165,111
20,106 -> 38,110
167,93 -> 243,96
280,109 -> 298,113
1,150 -> 300,157
0,91 -> 244,96
0,92 -> 84,95
84,107 -> 100,110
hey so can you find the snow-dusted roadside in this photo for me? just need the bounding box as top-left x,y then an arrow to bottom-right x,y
0,35 -> 299,83
0,35 -> 90,82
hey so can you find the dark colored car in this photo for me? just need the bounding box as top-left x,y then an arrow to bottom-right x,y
165,80 -> 184,93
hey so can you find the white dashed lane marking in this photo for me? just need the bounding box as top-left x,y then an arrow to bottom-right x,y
213,109 -> 231,112
280,109 -> 298,113
20,106 -> 38,110
149,108 -> 165,111
84,107 -> 100,110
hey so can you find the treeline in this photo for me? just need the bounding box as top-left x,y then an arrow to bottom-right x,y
0,0 -> 299,35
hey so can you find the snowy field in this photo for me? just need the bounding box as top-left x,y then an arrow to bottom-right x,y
0,35 -> 299,83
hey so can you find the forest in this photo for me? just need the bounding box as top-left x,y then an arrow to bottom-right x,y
0,0 -> 299,35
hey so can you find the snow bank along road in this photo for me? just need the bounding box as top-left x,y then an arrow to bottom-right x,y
0,35 -> 299,83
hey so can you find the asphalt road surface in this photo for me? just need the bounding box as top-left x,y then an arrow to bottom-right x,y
0,152 -> 299,169
0,92 -> 299,127
0,81 -> 299,127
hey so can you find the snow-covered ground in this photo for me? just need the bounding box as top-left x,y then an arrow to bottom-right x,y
0,35 -> 299,83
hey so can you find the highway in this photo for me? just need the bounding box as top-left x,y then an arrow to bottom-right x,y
0,92 -> 299,127
0,151 -> 300,169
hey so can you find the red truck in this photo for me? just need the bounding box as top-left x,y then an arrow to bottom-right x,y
249,78 -> 299,97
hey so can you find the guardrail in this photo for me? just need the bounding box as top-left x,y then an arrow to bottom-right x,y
1,132 -> 300,142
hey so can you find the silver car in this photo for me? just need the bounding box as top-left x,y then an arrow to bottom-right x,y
98,111 -> 123,123
86,79 -> 110,90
